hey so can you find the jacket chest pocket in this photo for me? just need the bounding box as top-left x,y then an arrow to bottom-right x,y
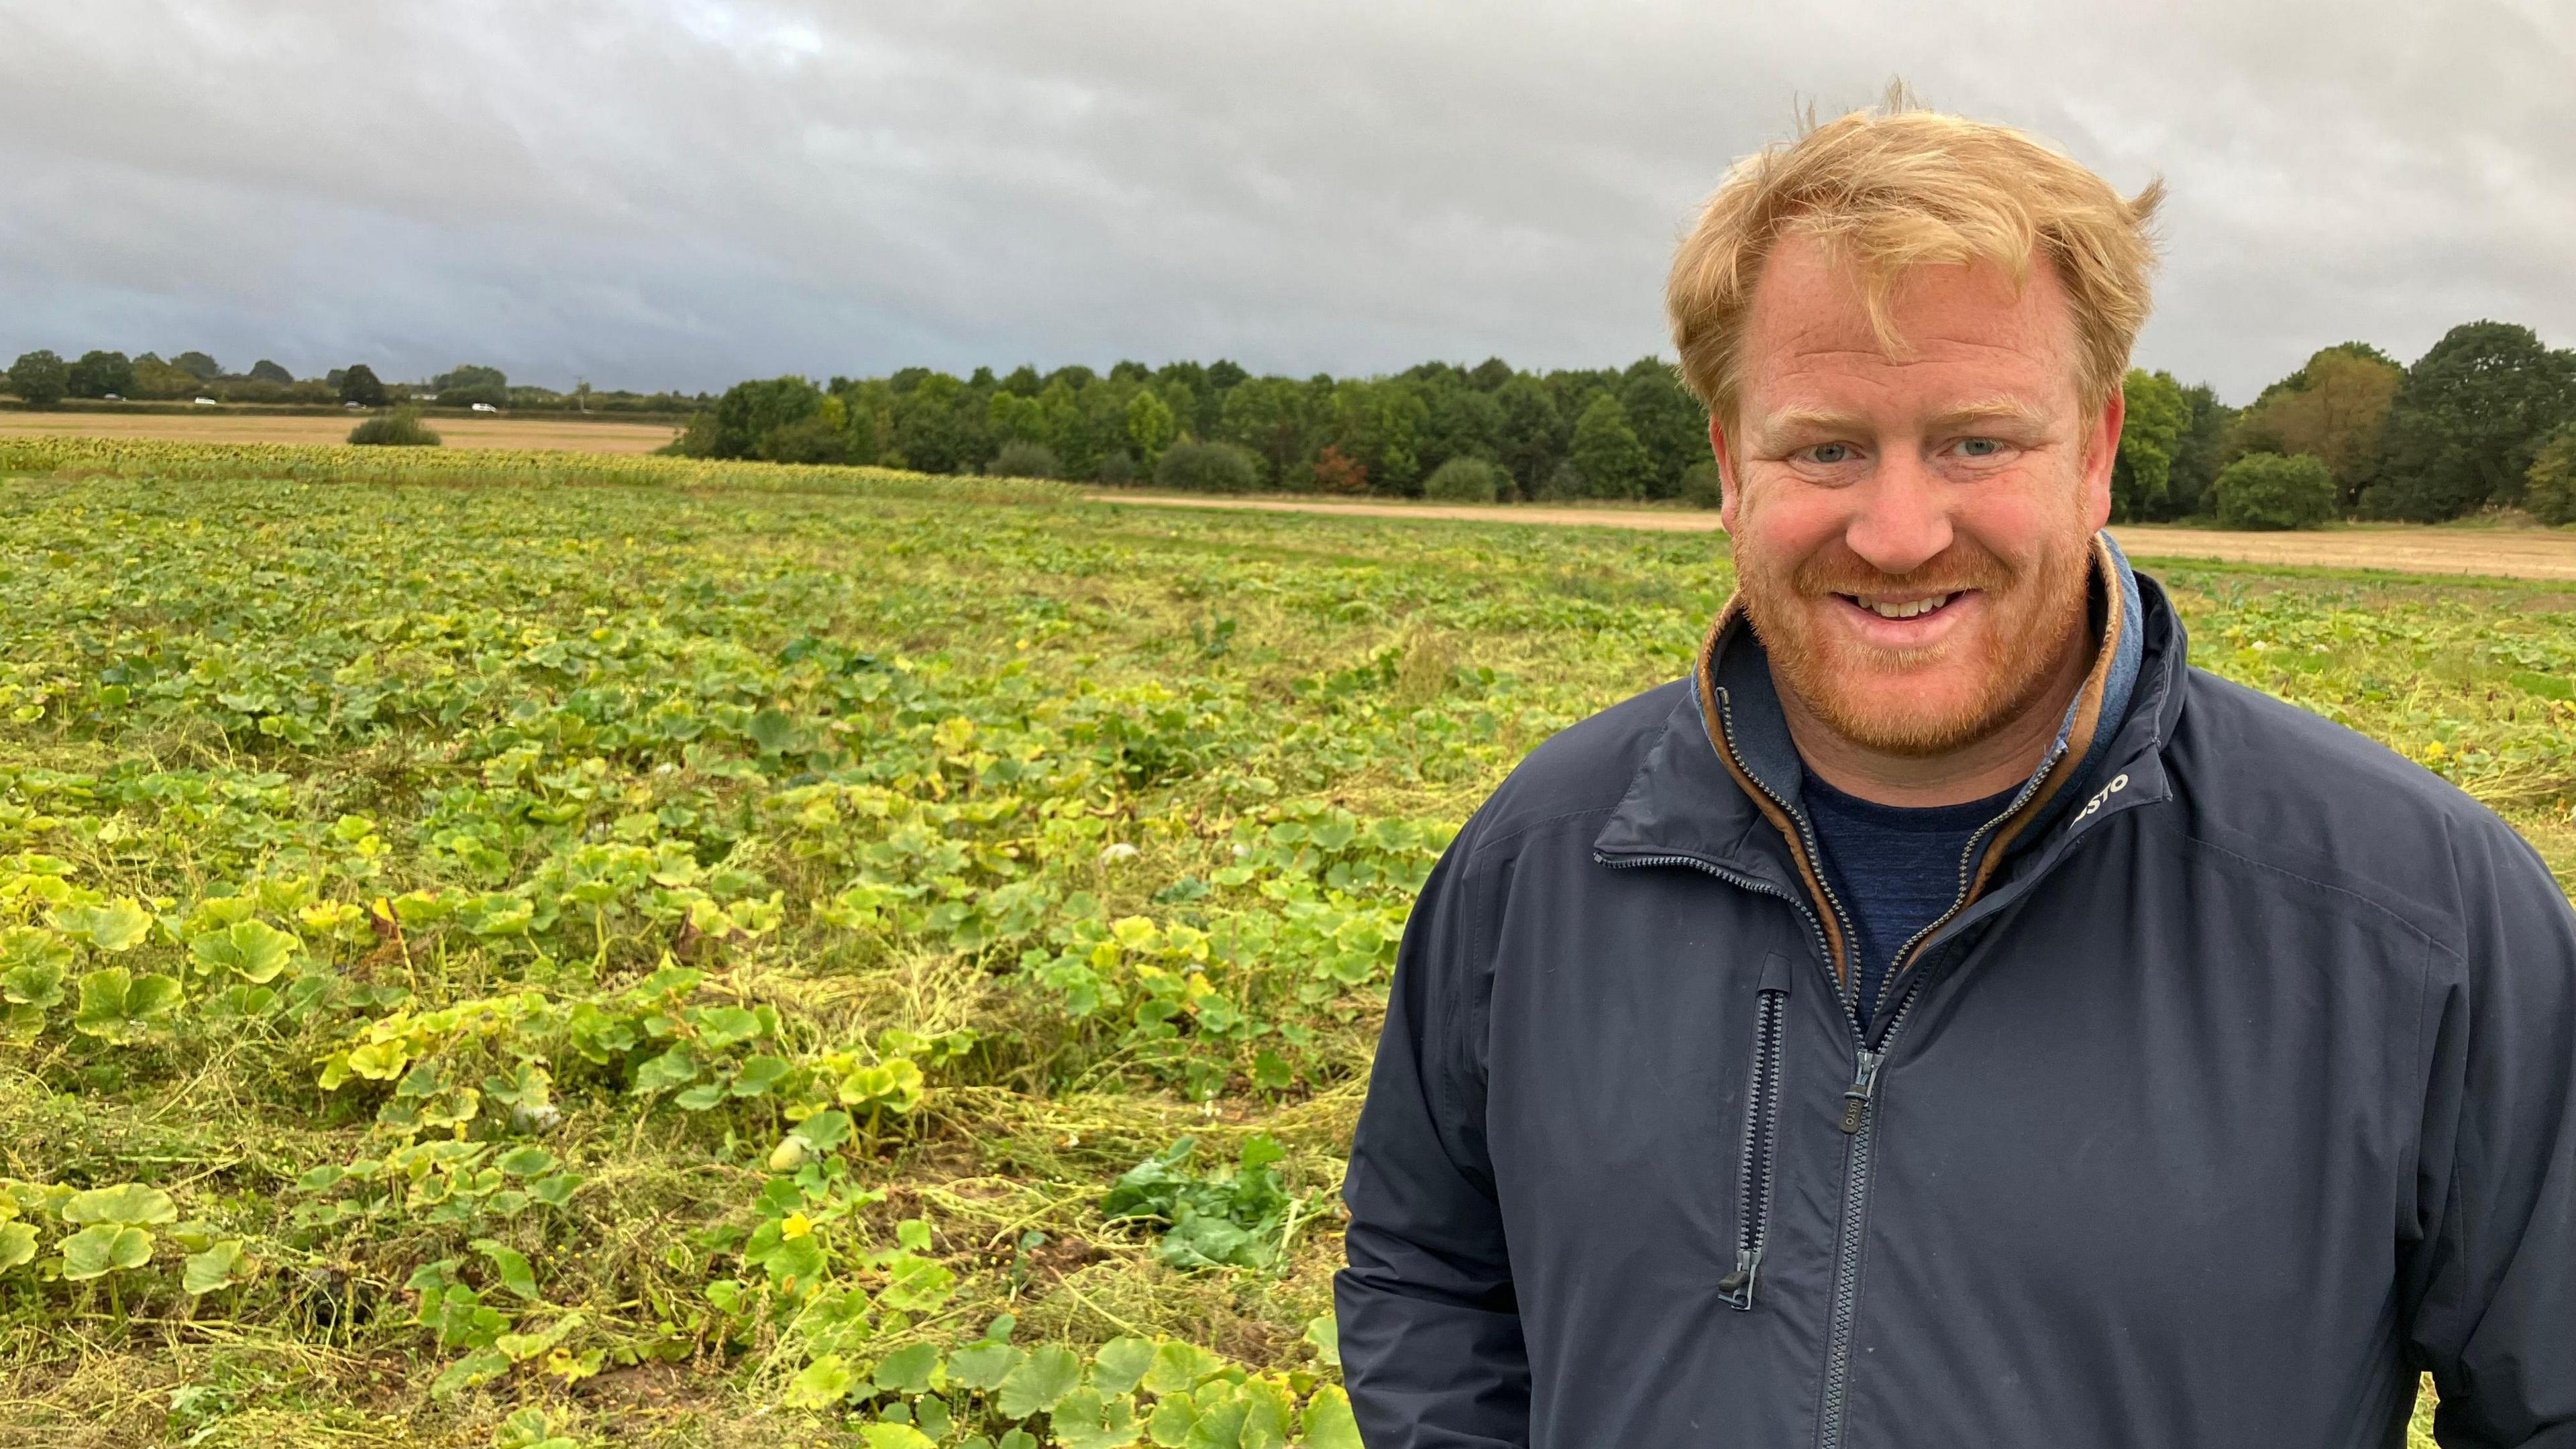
1719,951 -> 1793,1309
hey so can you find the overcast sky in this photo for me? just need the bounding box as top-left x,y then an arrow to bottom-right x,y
2,1 -> 2568,402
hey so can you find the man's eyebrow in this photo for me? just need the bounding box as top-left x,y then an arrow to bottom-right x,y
1752,398 -> 2049,439
1927,398 -> 2049,430
1756,408 -> 1868,438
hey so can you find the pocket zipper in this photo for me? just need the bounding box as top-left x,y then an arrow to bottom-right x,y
1718,951 -> 1793,1309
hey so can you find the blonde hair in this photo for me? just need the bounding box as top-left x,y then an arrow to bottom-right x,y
1667,87 -> 2163,430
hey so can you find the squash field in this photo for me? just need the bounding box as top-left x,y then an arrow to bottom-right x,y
5,440 -> 2561,1445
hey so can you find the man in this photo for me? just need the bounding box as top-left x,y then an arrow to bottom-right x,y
1335,98 -> 2576,1448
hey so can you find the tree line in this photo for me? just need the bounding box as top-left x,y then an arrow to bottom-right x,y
674,317 -> 2575,527
670,357 -> 1727,506
1,349 -> 700,415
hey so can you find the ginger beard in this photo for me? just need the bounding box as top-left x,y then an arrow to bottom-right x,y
1731,519 -> 2094,759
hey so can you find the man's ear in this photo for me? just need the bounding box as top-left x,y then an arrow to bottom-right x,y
2083,384 -> 2124,531
1709,415 -> 1741,533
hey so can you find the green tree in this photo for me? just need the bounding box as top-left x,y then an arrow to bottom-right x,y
1493,374 -> 1564,498
704,376 -> 822,458
2166,382 -> 2235,519
1567,394 -> 1650,500
337,364 -> 387,407
172,351 -> 223,381
2214,451 -> 2337,530
1421,382 -> 1504,479
1218,377 -> 1311,488
2227,347 -> 2401,506
130,356 -> 198,400
1125,389 -> 1179,467
249,360 -> 294,386
68,350 -> 135,399
2363,321 -> 2576,521
2527,422 -> 2576,526
7,350 -> 68,405
433,364 -> 509,409
1617,359 -> 1708,499
2111,368 -> 2190,522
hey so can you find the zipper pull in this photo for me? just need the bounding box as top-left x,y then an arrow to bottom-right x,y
1717,1244 -> 1762,1307
1837,1049 -> 1885,1134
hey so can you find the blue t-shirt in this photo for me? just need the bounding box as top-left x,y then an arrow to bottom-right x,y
1802,771 -> 2024,1030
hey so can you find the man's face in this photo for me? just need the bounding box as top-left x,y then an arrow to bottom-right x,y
1713,235 -> 2121,759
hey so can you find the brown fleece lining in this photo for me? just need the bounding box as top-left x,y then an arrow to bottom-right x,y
1697,534 -> 2131,996
1695,598 -> 1854,994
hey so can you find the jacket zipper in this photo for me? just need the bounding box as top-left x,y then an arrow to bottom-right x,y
1717,963 -> 1790,1309
1714,690 -> 1864,1016
1815,979 -> 1924,1449
1866,735 -> 2068,1024
1592,851 -> 1823,1318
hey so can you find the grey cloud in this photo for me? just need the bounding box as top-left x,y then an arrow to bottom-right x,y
1,0 -> 2567,400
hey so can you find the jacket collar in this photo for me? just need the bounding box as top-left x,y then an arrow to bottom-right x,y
1594,533 -> 2184,983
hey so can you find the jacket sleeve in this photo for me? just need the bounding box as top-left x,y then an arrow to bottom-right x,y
1335,826 -> 1530,1448
2406,824 -> 2576,1447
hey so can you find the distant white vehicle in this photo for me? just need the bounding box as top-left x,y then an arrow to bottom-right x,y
345,402 -> 364,410
470,401 -> 500,413
193,397 -> 218,407
101,392 -> 123,401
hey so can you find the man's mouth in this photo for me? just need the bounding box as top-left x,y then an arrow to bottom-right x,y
1841,591 -> 1960,621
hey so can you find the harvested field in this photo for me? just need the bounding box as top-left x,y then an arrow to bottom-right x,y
1093,491 -> 2576,582
0,407 -> 680,453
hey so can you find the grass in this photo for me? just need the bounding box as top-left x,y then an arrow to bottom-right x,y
2,442 -> 2553,1446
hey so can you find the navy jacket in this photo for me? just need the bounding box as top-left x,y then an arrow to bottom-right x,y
1336,539 -> 2576,1447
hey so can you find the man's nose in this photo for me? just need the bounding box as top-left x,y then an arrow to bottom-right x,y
1843,455 -> 1953,577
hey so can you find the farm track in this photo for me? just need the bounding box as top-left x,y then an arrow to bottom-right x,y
1093,491 -> 2576,582
0,408 -> 681,453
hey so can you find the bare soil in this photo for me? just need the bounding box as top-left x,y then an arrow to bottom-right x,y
1092,492 -> 2576,583
0,409 -> 680,454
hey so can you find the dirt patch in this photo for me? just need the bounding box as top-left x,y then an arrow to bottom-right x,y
1091,492 -> 2576,583
0,409 -> 680,454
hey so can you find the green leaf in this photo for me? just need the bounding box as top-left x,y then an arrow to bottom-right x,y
494,1145 -> 557,1177
62,1183 -> 179,1226
472,1238 -> 539,1300
996,1342 -> 1083,1418
747,708 -> 798,755
529,1172 -> 582,1208
998,1434 -> 1038,1449
189,918 -> 301,983
182,1240 -> 250,1295
57,898 -> 154,953
784,1354 -> 857,1409
1051,1387 -> 1142,1449
859,1426 -> 934,1449
947,1341 -> 1024,1391
1145,1395 -> 1197,1449
1088,1336 -> 1157,1397
692,1004 -> 761,1046
72,967 -> 184,1042
61,1223 -> 153,1280
878,1252 -> 956,1311
1141,1340 -> 1224,1396
871,1341 -> 945,1394
1301,1313 -> 1340,1368
1297,1385 -> 1363,1449
674,1081 -> 727,1110
795,1108 -> 853,1152
631,1044 -> 698,1095
731,1054 -> 791,1097
0,1221 -> 36,1272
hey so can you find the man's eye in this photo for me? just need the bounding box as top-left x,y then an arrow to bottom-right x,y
1957,437 -> 2004,458
1801,443 -> 1854,465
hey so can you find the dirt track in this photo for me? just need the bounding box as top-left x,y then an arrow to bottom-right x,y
1092,492 -> 2576,584
0,409 -> 680,454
